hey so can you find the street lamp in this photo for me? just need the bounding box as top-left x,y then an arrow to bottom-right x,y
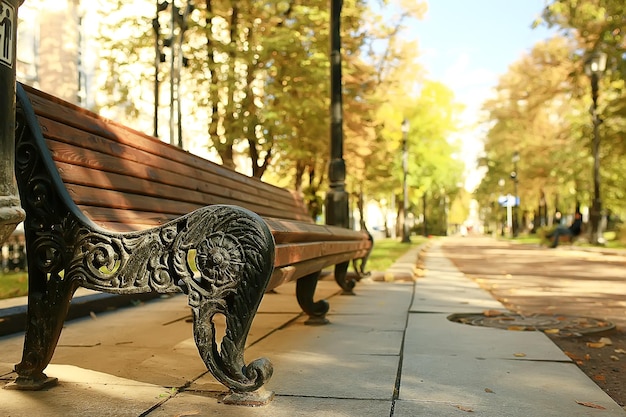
584,50 -> 607,245
0,0 -> 26,246
401,119 -> 410,243
511,151 -> 520,237
153,0 -> 192,147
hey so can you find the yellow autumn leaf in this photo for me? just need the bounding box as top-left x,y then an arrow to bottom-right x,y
543,328 -> 560,334
513,352 -> 526,357
586,342 -> 605,349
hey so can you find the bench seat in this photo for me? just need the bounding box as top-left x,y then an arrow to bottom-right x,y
10,83 -> 372,405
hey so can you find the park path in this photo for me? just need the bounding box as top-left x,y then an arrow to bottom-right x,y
440,235 -> 626,329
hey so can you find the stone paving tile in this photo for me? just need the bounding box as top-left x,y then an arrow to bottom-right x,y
191,349 -> 400,401
394,399 -> 622,417
246,314 -> 405,356
150,393 -> 392,417
400,355 -> 626,416
0,364 -> 172,417
329,281 -> 414,314
410,291 -> 504,313
394,400 -> 485,417
404,312 -> 571,361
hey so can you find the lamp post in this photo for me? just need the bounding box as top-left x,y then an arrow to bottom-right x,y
584,51 -> 607,245
153,0 -> 191,147
0,0 -> 26,246
498,178 -> 505,236
511,151 -> 520,237
325,0 -> 348,231
401,119 -> 410,243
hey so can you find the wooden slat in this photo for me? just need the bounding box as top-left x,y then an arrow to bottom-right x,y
41,122 -> 307,219
267,251 -> 369,290
23,84 -> 310,218
274,241 -> 371,267
77,205 -> 370,247
57,161 -> 310,221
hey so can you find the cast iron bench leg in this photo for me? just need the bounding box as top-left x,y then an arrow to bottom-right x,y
7,268 -> 79,389
296,271 -> 330,325
7,202 -> 276,405
334,261 -> 355,295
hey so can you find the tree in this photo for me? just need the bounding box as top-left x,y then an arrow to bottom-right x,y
540,0 -> 626,230
475,36 -> 594,231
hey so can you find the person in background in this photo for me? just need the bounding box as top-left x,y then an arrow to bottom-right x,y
550,212 -> 582,248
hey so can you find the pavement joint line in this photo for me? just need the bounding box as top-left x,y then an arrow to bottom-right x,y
390,262 -> 418,416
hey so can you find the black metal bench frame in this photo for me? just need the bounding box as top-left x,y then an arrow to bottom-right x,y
7,83 -> 372,405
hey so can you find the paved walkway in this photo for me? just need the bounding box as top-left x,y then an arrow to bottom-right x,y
1,240 -> 625,416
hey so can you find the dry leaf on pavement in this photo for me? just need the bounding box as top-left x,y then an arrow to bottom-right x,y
575,401 -> 606,410
483,310 -> 503,317
455,405 -> 474,412
598,337 -> 613,345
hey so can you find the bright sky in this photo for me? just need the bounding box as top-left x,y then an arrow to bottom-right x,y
411,0 -> 558,190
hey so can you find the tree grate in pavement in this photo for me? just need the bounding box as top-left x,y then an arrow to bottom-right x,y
447,312 -> 615,337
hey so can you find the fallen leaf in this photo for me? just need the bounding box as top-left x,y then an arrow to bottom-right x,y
615,348 -> 626,354
598,337 -> 613,346
544,328 -> 560,334
564,351 -> 583,361
483,310 -> 503,317
586,342 -> 605,349
455,405 -> 474,412
513,352 -> 527,357
507,326 -> 527,331
584,354 -> 591,361
576,401 -> 606,410
593,375 -> 606,382
484,388 -> 495,394
610,355 -> 620,361
175,412 -> 201,417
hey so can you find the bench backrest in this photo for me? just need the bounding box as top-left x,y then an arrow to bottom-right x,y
18,83 -> 313,233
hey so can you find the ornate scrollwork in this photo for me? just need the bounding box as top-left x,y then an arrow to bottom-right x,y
68,206 -> 277,394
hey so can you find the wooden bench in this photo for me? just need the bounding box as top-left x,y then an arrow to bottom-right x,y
8,83 -> 372,405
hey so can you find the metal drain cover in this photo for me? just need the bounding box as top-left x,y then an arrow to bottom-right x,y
448,311 -> 615,337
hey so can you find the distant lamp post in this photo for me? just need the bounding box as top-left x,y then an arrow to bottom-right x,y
584,51 -> 607,245
498,178 -> 506,236
401,119 -> 410,243
153,0 -> 192,147
511,151 -> 520,237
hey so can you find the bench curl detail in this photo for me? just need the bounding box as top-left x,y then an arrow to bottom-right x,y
70,206 -> 277,394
